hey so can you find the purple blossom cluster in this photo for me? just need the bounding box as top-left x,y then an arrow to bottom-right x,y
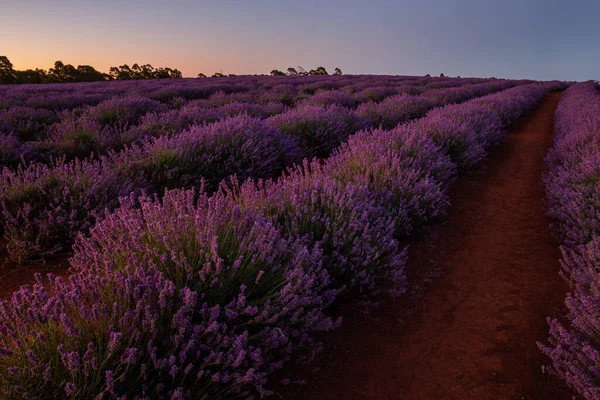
0,75 -> 555,398
538,82 -> 600,400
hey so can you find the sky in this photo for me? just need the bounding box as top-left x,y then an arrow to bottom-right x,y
1,0 -> 599,81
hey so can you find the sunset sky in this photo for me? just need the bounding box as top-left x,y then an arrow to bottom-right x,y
1,0 -> 599,81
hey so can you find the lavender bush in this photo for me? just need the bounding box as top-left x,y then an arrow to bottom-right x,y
47,115 -> 119,159
113,114 -> 302,192
325,128 -> 455,236
0,106 -> 58,141
299,90 -> 357,108
222,161 -> 407,297
0,134 -> 32,167
0,158 -> 138,262
266,104 -> 364,159
123,106 -> 223,143
538,82 -> 600,400
0,188 -> 337,398
356,94 -> 432,130
84,95 -> 166,127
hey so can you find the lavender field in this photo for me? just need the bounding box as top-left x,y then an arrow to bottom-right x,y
0,75 -> 587,399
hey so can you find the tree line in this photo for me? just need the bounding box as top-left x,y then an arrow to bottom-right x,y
198,66 -> 342,78
269,66 -> 342,77
0,56 -> 343,85
0,56 -> 182,84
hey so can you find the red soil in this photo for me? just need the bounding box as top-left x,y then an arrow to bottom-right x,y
277,92 -> 572,399
0,254 -> 70,300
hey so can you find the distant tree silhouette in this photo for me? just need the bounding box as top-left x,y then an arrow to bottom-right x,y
313,66 -> 328,75
286,67 -> 298,76
109,64 -> 132,80
76,65 -> 106,82
270,69 -> 286,76
440,73 -> 445,77
197,73 -> 207,78
334,67 -> 342,75
0,56 -> 16,84
15,69 -> 47,84
212,72 -> 226,78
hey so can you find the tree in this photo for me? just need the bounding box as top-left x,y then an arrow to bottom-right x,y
440,73 -> 445,77
297,66 -> 306,76
15,69 -> 47,84
212,72 -> 226,78
48,60 -> 66,80
109,64 -> 133,80
154,67 -> 182,79
0,56 -> 16,84
314,66 -> 328,75
197,73 -> 207,78
334,67 -> 342,75
286,67 -> 298,76
270,69 -> 286,76
76,65 -> 106,82
425,73 -> 431,77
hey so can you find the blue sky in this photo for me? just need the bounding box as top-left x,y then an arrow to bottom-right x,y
1,0 -> 598,80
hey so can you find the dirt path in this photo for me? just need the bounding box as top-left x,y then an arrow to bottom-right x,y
278,92 -> 571,399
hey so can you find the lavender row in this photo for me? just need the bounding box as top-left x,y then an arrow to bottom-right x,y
0,80 -> 531,263
67,79 -> 523,161
0,75 -> 491,111
0,78 -> 531,164
538,82 -> 600,400
0,82 -> 549,399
